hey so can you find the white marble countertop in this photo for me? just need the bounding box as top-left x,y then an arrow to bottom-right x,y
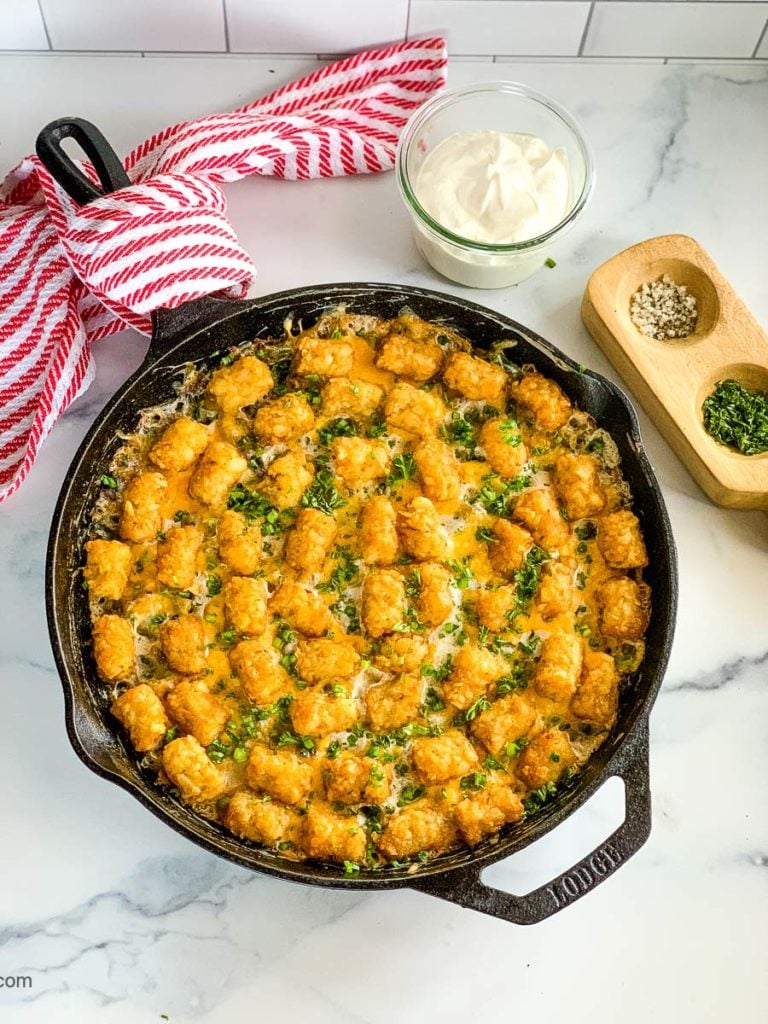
1,53 -> 767,1024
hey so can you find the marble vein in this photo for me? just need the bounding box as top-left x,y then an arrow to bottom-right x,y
0,853 -> 369,1017
665,650 -> 768,693
645,76 -> 690,201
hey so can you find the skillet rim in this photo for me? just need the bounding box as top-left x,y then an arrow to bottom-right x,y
45,281 -> 678,892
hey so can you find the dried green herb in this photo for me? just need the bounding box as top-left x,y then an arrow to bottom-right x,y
702,379 -> 768,456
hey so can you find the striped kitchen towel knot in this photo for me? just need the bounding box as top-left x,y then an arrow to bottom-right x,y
0,37 -> 446,503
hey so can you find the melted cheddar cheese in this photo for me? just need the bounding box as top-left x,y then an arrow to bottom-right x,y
85,310 -> 650,870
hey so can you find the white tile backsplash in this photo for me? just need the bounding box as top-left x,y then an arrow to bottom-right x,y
409,1 -> 591,56
0,0 -> 765,60
585,2 -> 768,58
39,0 -> 226,52
0,0 -> 49,49
225,0 -> 408,54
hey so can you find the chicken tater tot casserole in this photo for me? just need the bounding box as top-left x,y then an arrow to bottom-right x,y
83,310 -> 651,873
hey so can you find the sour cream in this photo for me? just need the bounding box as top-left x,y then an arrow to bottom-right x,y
414,130 -> 571,245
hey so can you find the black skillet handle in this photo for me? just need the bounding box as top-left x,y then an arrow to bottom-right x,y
36,116 -> 248,345
150,296 -> 260,351
36,117 -> 131,205
412,719 -> 651,925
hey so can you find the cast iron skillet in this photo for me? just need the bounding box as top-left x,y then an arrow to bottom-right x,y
41,118 -> 678,925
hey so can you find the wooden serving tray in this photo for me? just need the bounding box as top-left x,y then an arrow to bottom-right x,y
581,234 -> 768,510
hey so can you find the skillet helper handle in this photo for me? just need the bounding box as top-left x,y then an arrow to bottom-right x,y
413,719 -> 651,925
35,117 -> 130,205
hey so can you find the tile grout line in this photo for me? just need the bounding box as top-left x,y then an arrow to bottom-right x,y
1,48 -> 767,63
578,1 -> 596,58
222,0 -> 231,53
35,0 -> 52,50
751,16 -> 768,59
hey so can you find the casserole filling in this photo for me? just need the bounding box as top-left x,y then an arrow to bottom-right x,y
83,310 -> 650,871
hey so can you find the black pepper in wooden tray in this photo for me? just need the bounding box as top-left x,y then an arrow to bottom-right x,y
582,233 -> 768,509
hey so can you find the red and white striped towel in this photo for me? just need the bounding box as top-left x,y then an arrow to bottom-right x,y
0,37 -> 446,503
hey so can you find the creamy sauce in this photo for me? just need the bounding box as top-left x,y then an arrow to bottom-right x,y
415,130 -> 571,245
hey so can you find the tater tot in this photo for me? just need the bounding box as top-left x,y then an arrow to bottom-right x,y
262,448 -> 314,510
253,394 -> 315,444
361,569 -> 407,637
217,509 -> 263,575
165,679 -> 228,747
246,744 -> 313,806
230,642 -> 293,705
598,510 -> 648,569
534,633 -> 583,702
516,729 -> 575,789
471,693 -> 536,757
332,436 -> 390,487
373,634 -> 429,675
571,650 -> 619,727
295,638 -> 360,685
148,417 -> 210,472
159,615 -> 207,674
162,735 -> 226,803
552,453 -> 606,521
319,376 -> 382,419
119,472 -> 167,543
188,440 -> 247,508
375,333 -> 444,383
284,508 -> 337,575
413,437 -> 461,502
223,576 -> 268,636
537,562 -> 575,620
302,800 -> 366,863
270,581 -> 336,637
475,585 -> 516,632
92,614 -> 134,681
513,487 -> 571,553
156,525 -> 202,590
377,800 -> 457,859
397,496 -> 448,561
84,539 -> 132,600
488,519 -> 534,577
225,790 -> 302,847
85,307 -> 652,868
324,751 -> 392,805
443,352 -> 507,405
365,674 -> 423,732
207,355 -> 273,412
384,382 -> 446,437
416,561 -> 454,627
454,782 -> 524,846
479,417 -> 528,478
359,494 -> 399,566
111,683 -> 169,751
510,371 -> 572,430
411,729 -> 479,785
598,577 -> 649,640
290,688 -> 358,736
321,377 -> 384,420
294,336 -> 354,378
443,644 -> 508,710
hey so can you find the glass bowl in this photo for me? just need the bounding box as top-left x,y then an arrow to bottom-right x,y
396,81 -> 595,289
